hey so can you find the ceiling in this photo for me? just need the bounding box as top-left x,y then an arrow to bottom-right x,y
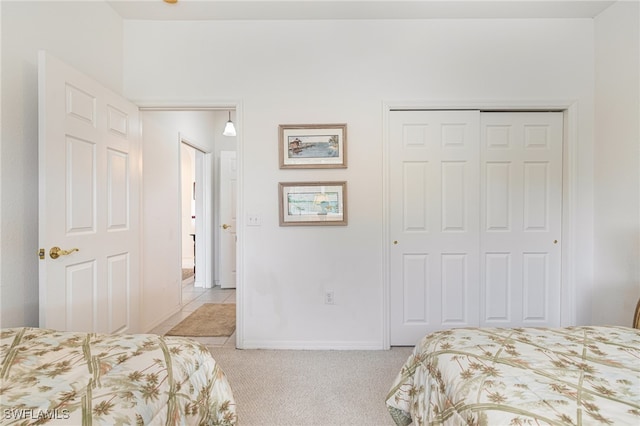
107,0 -> 617,21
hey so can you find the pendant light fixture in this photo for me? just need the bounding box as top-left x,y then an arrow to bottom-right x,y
223,111 -> 236,137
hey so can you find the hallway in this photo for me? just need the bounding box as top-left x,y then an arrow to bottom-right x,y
149,279 -> 236,348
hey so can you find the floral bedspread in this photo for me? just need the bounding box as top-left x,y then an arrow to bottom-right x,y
386,326 -> 640,426
0,328 -> 236,425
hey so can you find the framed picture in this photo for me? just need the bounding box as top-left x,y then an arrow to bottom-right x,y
279,124 -> 347,169
279,181 -> 347,226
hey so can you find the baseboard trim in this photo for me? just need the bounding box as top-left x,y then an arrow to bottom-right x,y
239,340 -> 385,350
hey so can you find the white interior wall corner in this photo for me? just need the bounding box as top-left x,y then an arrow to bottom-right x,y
593,0 -> 640,326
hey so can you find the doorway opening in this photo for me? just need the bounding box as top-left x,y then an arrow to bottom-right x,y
139,107 -> 240,343
180,141 -> 202,288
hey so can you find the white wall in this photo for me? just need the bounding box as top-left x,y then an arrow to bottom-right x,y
0,1 -> 124,327
0,4 -> 3,323
124,18 -> 598,348
594,1 -> 640,326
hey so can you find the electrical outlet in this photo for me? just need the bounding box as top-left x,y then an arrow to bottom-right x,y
325,291 -> 335,305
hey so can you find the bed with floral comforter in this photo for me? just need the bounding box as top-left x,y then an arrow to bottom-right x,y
0,327 -> 236,425
386,326 -> 640,426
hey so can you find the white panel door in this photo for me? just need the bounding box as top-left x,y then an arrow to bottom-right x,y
389,110 -> 481,346
480,112 -> 563,327
389,110 -> 563,345
219,151 -> 237,289
38,51 -> 140,333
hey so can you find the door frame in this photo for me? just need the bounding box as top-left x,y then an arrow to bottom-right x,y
382,100 -> 578,348
179,135 -> 213,289
137,102 -> 244,347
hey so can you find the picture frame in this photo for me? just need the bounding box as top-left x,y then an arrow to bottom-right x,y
279,124 -> 347,169
278,181 -> 347,226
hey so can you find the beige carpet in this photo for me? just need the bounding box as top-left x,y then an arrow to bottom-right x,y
166,303 -> 235,337
208,346 -> 414,425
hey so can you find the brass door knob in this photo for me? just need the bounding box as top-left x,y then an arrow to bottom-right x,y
49,246 -> 79,259
222,224 -> 232,230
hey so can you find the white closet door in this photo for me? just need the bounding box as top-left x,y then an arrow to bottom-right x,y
480,112 -> 563,327
389,110 -> 481,346
388,110 -> 563,346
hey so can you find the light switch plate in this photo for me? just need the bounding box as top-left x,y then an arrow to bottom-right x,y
247,213 -> 261,226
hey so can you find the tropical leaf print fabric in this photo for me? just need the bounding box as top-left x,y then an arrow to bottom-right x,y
386,326 -> 640,426
0,328 -> 236,425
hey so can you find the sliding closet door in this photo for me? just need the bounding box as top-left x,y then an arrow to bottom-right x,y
480,112 -> 563,327
389,110 -> 481,346
388,110 -> 563,346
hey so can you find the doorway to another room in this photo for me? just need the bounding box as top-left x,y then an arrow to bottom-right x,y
181,142 -> 198,288
139,108 -> 238,341
174,137 -> 236,348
